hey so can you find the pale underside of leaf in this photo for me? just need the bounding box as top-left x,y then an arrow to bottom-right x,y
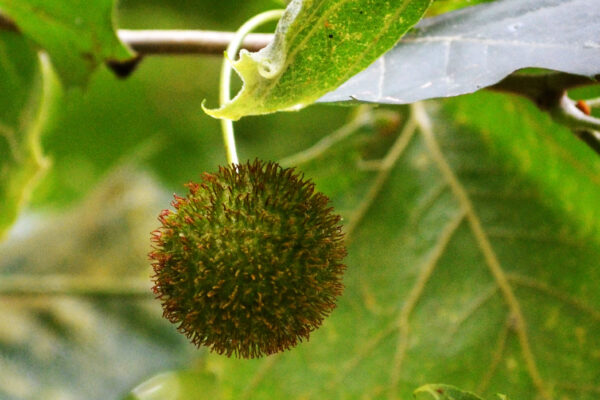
319,0 -> 600,104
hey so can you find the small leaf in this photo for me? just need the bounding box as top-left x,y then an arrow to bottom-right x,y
320,0 -> 600,104
204,0 -> 433,120
414,384 -> 506,400
0,32 -> 57,239
0,0 -> 133,86
123,371 -> 218,400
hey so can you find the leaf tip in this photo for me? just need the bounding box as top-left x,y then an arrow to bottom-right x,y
201,99 -> 239,121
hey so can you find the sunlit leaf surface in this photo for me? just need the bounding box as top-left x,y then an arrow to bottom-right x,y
205,0 -> 433,120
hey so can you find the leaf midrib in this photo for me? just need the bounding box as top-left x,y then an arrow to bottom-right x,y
413,102 -> 551,400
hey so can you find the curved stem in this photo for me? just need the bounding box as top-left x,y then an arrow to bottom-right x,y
219,9 -> 284,165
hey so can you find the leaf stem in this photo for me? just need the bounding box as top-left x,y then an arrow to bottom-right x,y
218,9 -> 284,165
552,94 -> 600,155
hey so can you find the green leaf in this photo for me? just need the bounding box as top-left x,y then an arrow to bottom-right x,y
0,32 -> 56,239
123,371 -> 218,400
0,0 -> 133,86
192,101 -> 600,399
444,91 -> 600,240
426,0 -> 495,16
204,0 -> 433,120
414,384 -> 506,400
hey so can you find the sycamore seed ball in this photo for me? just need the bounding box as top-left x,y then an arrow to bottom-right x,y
150,160 -> 346,358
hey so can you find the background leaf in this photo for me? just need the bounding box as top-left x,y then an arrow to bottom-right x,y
190,100 -> 600,399
205,0 -> 433,120
0,169 -> 194,400
0,0 -> 133,86
445,91 -> 600,240
320,0 -> 600,104
0,32 -> 54,239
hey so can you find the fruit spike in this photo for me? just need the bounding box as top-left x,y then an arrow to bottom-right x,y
150,159 -> 347,358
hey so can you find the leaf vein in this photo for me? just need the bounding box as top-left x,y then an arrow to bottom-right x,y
387,209 -> 466,399
413,101 -> 552,400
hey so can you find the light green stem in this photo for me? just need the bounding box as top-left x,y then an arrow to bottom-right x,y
219,9 -> 284,165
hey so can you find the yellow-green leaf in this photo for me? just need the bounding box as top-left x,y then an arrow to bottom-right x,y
204,0 -> 433,120
0,32 -> 57,239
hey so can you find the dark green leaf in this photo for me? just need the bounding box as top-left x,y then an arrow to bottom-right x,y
320,0 -> 600,104
0,0 -> 133,86
204,0 -> 433,120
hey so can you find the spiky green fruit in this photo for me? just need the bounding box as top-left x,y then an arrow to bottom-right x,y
150,160 -> 346,358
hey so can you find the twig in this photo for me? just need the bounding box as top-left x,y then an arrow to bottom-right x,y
587,97 -> 600,108
0,12 -> 272,55
3,12 -> 600,154
118,29 -> 272,55
0,13 -> 17,31
490,72 -> 600,108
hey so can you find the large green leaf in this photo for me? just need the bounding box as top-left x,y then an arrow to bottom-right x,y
3,95 -> 600,398
204,0 -> 433,120
0,0 -> 133,86
0,32 -> 55,239
181,100 -> 599,398
444,91 -> 600,240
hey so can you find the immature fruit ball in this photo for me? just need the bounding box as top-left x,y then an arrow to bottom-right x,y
150,160 -> 346,358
